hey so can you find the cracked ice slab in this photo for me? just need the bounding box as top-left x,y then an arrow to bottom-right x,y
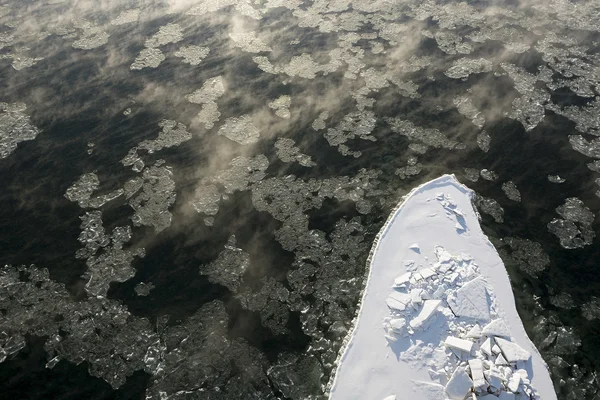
447,276 -> 491,322
329,175 -> 556,400
445,367 -> 473,400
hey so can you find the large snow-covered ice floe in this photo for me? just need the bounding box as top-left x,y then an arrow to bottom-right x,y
329,175 -> 556,400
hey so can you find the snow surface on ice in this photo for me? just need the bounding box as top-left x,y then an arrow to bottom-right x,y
329,175 -> 556,400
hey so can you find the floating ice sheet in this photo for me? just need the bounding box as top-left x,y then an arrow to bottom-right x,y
174,45 -> 209,65
474,195 -> 504,223
501,181 -> 521,202
129,163 -> 176,233
187,76 -> 225,129
477,131 -> 491,153
65,172 -> 124,209
71,19 -> 109,50
145,23 -> 183,48
111,9 -> 140,25
325,110 -> 376,157
445,58 -> 493,79
268,95 -> 291,119
501,237 -> 549,275
548,197 -> 595,249
130,48 -> 165,70
454,96 -> 485,129
134,282 -> 155,296
312,111 -> 329,131
137,119 -> 192,153
229,31 -> 272,53
10,53 -> 44,71
218,115 -> 260,144
387,117 -> 462,150
201,235 -> 249,292
77,211 -> 145,296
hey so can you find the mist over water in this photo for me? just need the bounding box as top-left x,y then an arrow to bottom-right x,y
1,0 -> 600,399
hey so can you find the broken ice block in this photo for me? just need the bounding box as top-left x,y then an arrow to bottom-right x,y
386,291 -> 412,311
482,319 -> 511,338
516,369 -> 530,382
447,277 -> 491,322
410,300 -> 441,330
445,336 -> 474,354
508,373 -> 521,392
419,267 -> 436,280
492,344 -> 501,355
466,324 -> 482,339
495,337 -> 531,362
484,367 -> 503,390
388,318 -> 407,334
409,243 -> 420,252
468,359 -> 486,391
393,272 -> 412,287
495,353 -> 509,366
410,288 -> 424,304
481,337 -> 493,357
445,366 -> 473,400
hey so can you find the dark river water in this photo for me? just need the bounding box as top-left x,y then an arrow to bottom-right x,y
0,0 -> 599,399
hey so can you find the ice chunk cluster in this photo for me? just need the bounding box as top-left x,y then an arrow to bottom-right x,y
0,265 -> 156,388
71,19 -> 109,50
0,102 -> 40,159
501,181 -> 521,202
268,95 -> 291,119
131,23 -> 183,70
275,138 -> 316,167
192,155 -> 269,219
384,241 -> 540,400
229,31 -> 272,53
137,119 -> 192,154
324,110 -> 377,158
145,23 -> 183,48
395,156 -> 423,180
174,45 -> 209,65
65,172 -> 124,208
548,197 -> 595,249
454,95 -> 485,129
111,9 -> 140,26
200,235 -> 249,292
474,194 -> 504,223
445,58 -> 493,80
134,281 -> 155,296
387,117 -> 462,151
501,63 -> 551,132
0,265 -> 273,397
187,76 -> 226,129
218,115 -> 261,144
130,48 -> 165,70
499,237 -> 550,276
129,163 -> 176,233
79,213 -> 145,296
